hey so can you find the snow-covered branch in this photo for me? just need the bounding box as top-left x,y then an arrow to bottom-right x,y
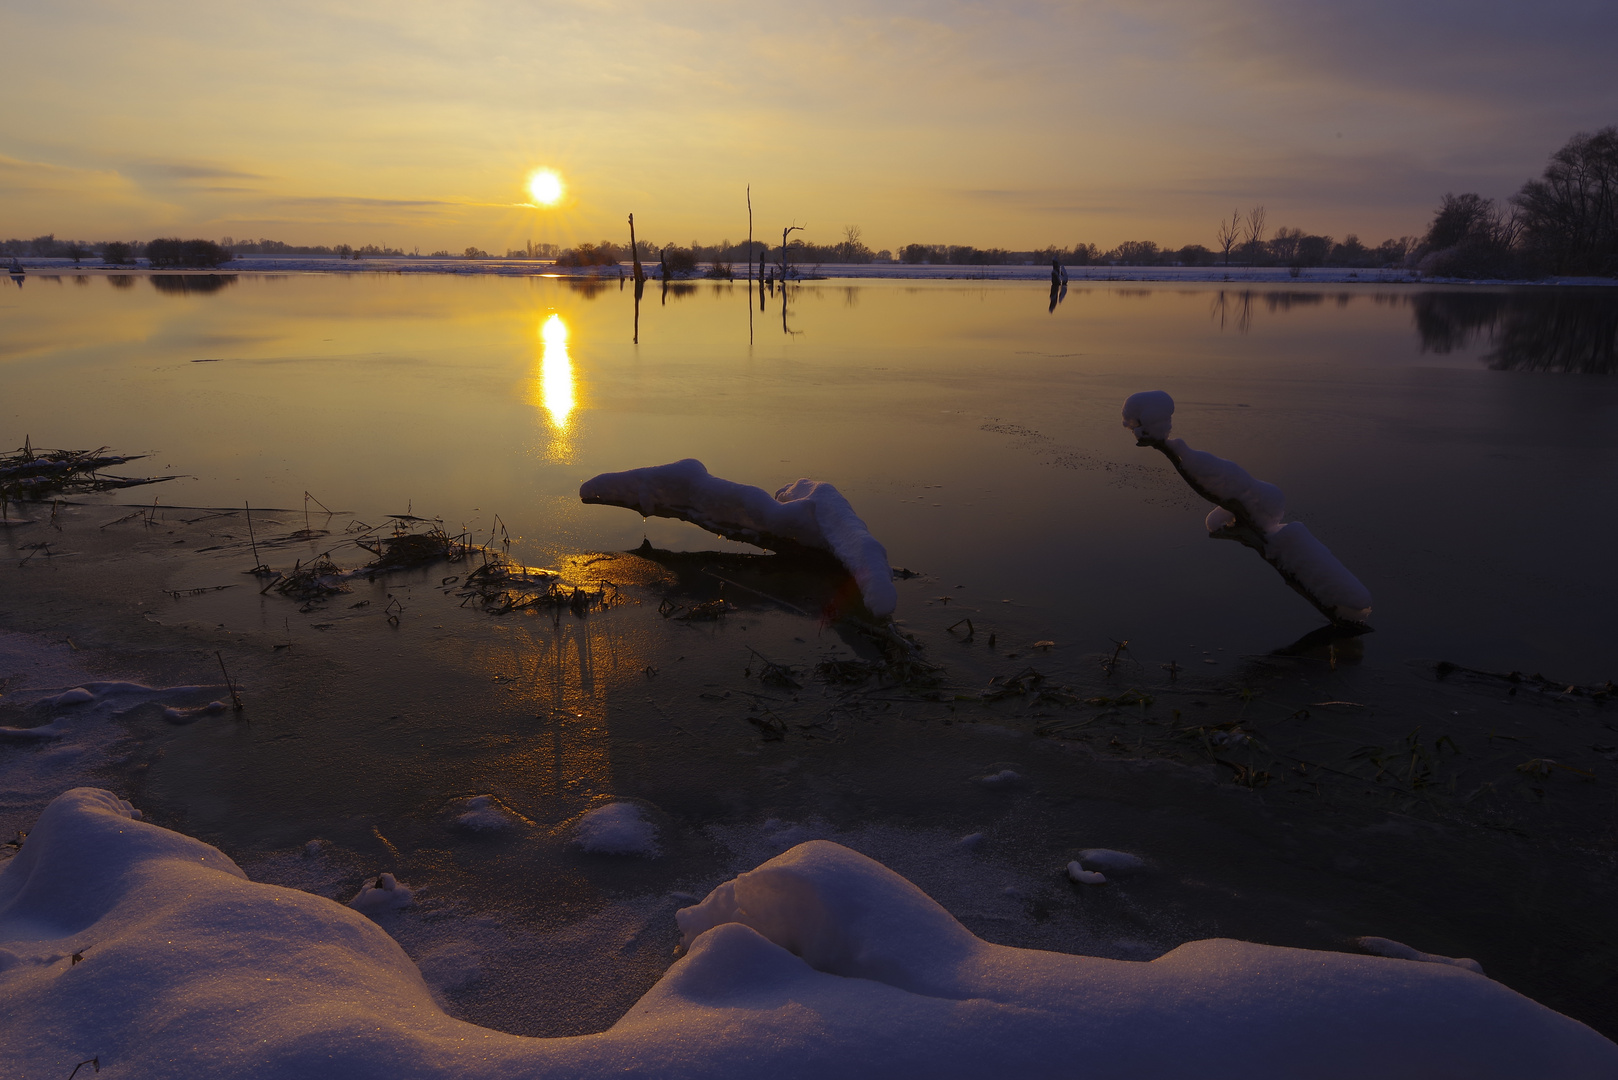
1122,391 -> 1372,628
579,459 -> 897,617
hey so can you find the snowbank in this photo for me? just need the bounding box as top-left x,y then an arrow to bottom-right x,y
454,794 -> 516,832
1121,392 -> 1371,625
2,790 -> 1612,1079
580,459 -> 897,617
573,802 -> 660,856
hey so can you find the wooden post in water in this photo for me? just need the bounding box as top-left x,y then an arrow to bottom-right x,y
628,213 -> 644,283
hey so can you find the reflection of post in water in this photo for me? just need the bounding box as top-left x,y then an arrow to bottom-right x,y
632,276 -> 643,344
780,282 -> 803,336
1413,290 -> 1618,373
471,621 -> 615,806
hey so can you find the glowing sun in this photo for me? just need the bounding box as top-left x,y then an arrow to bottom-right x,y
527,169 -> 564,206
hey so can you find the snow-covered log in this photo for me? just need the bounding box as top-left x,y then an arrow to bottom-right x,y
580,458 -> 897,617
2,789 -> 1611,1079
1122,392 -> 1372,627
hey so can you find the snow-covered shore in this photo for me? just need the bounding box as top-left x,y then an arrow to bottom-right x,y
4,788 -> 1614,1080
11,256 -> 1615,287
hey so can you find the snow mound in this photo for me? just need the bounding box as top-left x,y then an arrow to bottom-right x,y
3,791 -> 1613,1079
349,872 -> 413,915
1075,848 -> 1146,872
455,795 -> 515,832
1170,440 -> 1286,530
1122,390 -> 1176,441
1066,862 -> 1108,885
579,458 -> 897,617
1358,936 -> 1484,975
573,802 -> 659,856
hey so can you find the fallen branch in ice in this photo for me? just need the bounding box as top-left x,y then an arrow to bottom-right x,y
579,459 -> 898,617
1121,391 -> 1372,629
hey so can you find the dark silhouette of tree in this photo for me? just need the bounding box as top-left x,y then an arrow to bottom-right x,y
145,238 -> 231,268
1514,126 -> 1618,276
1215,209 -> 1242,265
1416,194 -> 1523,279
1241,205 -> 1268,260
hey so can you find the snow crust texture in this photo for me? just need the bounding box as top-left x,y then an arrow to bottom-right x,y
4,790 -> 1614,1079
573,802 -> 660,856
579,459 -> 897,617
1121,392 -> 1372,624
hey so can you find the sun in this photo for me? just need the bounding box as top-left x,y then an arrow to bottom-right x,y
527,169 -> 564,206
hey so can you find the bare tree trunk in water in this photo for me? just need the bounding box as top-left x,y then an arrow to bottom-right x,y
628,213 -> 644,282
780,224 -> 803,282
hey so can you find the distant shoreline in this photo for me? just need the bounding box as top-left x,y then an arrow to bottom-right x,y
9,256 -> 1616,288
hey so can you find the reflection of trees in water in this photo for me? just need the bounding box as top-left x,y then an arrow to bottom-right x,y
1209,290 -> 1348,333
149,274 -> 235,295
558,277 -> 613,299
106,275 -> 136,289
1412,290 -> 1618,374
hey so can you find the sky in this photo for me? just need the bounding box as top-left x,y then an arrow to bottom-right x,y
2,0 -> 1615,254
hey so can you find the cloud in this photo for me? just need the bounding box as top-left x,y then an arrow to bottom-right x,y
141,161 -> 271,182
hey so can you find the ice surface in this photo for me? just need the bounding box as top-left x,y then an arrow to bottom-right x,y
573,802 -> 660,856
1359,936 -> 1485,975
580,459 -> 897,617
3,790 -> 1614,1079
0,652 -> 235,830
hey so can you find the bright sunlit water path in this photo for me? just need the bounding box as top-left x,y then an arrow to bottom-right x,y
2,273 -> 1616,678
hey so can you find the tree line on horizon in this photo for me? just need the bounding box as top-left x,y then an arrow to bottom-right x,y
7,127 -> 1610,276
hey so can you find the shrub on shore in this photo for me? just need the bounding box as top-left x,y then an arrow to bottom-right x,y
145,238 -> 232,269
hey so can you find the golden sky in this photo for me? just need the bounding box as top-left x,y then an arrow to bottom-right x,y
2,1 -> 1613,253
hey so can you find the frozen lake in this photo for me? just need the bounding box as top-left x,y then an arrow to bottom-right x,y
3,272 -> 1617,1042
4,272 -> 1616,676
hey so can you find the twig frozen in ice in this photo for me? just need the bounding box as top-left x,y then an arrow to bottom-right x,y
1122,391 -> 1372,629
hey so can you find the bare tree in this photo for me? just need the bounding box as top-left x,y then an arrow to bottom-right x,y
780,223 -> 803,279
1243,205 -> 1268,247
1215,209 -> 1242,265
1514,126 -> 1618,275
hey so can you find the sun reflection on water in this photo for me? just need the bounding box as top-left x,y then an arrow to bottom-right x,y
535,312 -> 576,459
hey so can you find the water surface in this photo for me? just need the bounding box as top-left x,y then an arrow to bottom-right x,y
5,273 -> 1615,677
